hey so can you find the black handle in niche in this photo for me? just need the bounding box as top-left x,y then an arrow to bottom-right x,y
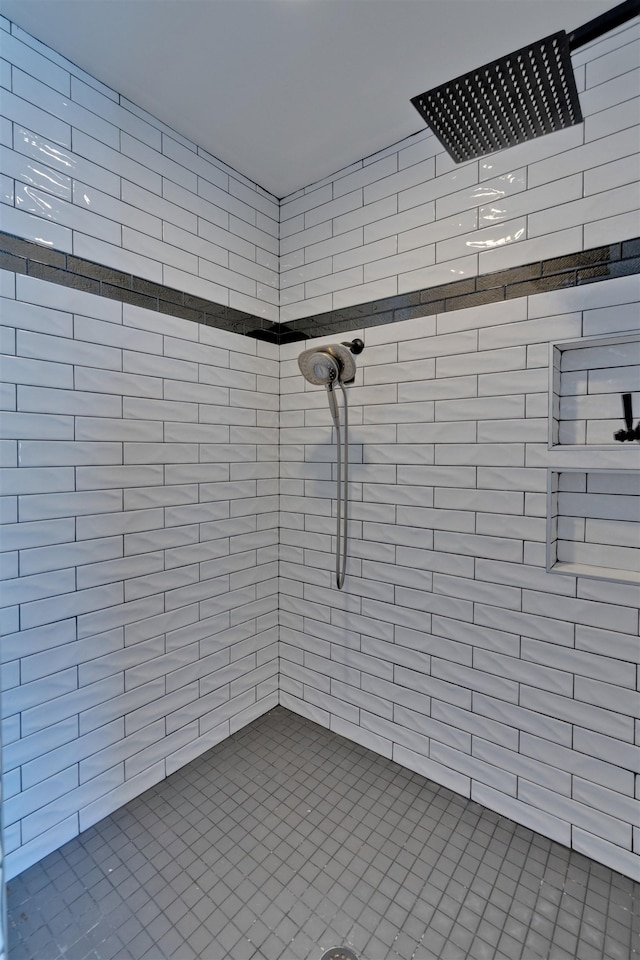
614,393 -> 640,442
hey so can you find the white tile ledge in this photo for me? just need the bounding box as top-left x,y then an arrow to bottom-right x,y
550,560 -> 640,586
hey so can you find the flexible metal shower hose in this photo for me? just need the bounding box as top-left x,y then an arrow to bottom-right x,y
334,381 -> 349,589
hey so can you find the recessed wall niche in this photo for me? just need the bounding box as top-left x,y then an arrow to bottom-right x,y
549,333 -> 640,448
547,469 -> 640,585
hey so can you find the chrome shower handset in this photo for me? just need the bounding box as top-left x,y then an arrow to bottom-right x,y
297,343 -> 356,386
297,340 -> 364,589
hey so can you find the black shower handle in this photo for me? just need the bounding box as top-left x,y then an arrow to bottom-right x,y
614,393 -> 640,441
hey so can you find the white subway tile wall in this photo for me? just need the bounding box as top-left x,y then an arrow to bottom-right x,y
0,21 -> 279,323
280,275 -> 640,883
279,20 -> 640,321
549,469 -> 640,583
1,14 -> 640,890
554,334 -> 640,445
0,728 -> 4,960
0,271 -> 279,879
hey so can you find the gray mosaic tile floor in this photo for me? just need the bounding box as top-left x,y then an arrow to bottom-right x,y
7,706 -> 640,960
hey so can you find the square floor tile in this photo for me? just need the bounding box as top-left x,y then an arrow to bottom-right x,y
6,707 -> 640,960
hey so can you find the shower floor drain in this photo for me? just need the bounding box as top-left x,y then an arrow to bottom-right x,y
320,949 -> 359,960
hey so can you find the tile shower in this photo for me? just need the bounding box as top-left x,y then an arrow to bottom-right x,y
0,8 -> 639,960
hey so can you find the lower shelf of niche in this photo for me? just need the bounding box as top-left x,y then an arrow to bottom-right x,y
549,559 -> 640,586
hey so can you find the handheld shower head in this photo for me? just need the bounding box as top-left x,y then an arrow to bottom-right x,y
297,340 -> 363,590
298,350 -> 340,387
297,343 -> 356,387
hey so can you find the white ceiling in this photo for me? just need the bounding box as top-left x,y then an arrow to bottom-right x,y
0,0 -> 615,198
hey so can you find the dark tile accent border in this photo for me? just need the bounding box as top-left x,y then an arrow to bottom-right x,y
0,232 -> 280,341
1,231 -> 638,344
286,240 -> 640,340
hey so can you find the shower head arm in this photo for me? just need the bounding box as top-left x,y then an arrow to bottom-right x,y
341,338 -> 364,355
568,0 -> 639,52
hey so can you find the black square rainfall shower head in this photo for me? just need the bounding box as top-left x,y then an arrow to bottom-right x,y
411,31 -> 583,163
